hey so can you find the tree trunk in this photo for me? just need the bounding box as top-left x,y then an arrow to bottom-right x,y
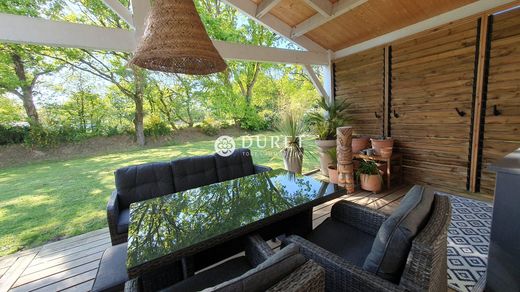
11,53 -> 40,126
132,66 -> 146,146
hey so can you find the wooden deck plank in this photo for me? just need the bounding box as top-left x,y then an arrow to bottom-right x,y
31,239 -> 110,265
57,279 -> 94,292
36,229 -> 108,252
10,261 -> 99,292
37,232 -> 108,257
22,251 -> 104,277
30,270 -> 97,292
26,243 -> 110,275
15,252 -> 103,287
0,254 -> 37,292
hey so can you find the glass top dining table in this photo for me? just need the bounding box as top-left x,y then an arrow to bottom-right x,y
126,168 -> 342,277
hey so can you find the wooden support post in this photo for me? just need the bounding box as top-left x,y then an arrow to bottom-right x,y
469,15 -> 492,193
384,46 -> 391,138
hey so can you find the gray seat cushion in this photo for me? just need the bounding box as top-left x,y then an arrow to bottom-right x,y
92,243 -> 129,292
363,185 -> 434,283
117,209 -> 129,234
214,148 -> 255,182
205,243 -> 306,292
171,155 -> 218,192
115,162 -> 175,209
162,256 -> 253,292
307,217 -> 375,267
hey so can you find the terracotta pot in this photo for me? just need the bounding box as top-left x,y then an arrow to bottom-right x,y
352,136 -> 370,153
315,140 -> 336,176
371,138 -> 394,156
380,146 -> 393,158
359,173 -> 383,193
327,166 -> 338,184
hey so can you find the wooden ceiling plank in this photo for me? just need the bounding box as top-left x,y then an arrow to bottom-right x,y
222,0 -> 327,52
292,0 -> 367,37
303,0 -> 333,17
256,0 -> 283,18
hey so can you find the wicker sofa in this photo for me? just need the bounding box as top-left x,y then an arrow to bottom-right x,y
124,235 -> 325,292
283,185 -> 451,292
107,148 -> 271,245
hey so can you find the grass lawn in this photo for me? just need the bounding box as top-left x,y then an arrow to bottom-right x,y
0,132 -> 319,256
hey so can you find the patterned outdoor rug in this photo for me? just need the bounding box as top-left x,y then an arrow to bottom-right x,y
445,194 -> 493,292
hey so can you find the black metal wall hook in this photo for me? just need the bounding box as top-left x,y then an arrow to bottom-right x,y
455,108 -> 466,117
393,110 -> 399,118
493,105 -> 501,116
374,112 -> 381,119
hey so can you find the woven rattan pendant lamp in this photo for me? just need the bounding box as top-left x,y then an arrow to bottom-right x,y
129,0 -> 227,75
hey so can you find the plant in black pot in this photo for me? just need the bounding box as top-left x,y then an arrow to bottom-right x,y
355,160 -> 383,193
307,96 -> 350,176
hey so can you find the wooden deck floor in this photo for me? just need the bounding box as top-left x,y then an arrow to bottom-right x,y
0,185 -> 411,292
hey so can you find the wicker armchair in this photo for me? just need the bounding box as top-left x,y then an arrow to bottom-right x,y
283,194 -> 451,292
125,234 -> 325,292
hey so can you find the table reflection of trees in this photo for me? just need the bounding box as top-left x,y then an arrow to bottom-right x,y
127,169 -> 333,268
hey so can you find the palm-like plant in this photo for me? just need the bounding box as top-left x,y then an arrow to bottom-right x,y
307,96 -> 350,140
277,112 -> 305,173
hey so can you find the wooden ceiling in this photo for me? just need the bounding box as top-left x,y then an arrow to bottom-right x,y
251,0 -> 477,51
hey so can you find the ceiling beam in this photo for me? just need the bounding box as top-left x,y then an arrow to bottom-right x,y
292,0 -> 367,37
0,12 -> 136,51
0,13 -> 327,65
303,0 -> 333,17
256,0 -> 283,18
130,0 -> 151,41
222,0 -> 326,52
303,64 -> 328,99
101,0 -> 134,28
213,40 -> 328,64
333,0 -> 518,59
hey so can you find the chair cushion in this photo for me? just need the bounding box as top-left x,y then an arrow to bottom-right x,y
214,148 -> 255,182
117,209 -> 129,234
115,162 -> 175,209
92,243 -> 129,292
307,217 -> 375,267
171,155 -> 218,192
204,243 -> 306,292
363,185 -> 434,283
162,256 -> 253,292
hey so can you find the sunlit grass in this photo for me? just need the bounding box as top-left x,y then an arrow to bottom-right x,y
0,131 -> 319,256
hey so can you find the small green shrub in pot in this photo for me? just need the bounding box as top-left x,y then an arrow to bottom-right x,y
277,112 -> 305,174
355,160 -> 383,193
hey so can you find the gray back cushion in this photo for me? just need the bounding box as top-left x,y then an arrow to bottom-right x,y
171,155 -> 218,192
215,148 -> 255,182
363,185 -> 434,283
204,244 -> 306,292
115,162 -> 175,209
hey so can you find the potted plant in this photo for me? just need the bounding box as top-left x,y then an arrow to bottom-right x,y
352,135 -> 370,153
326,148 -> 338,184
371,136 -> 394,156
277,112 -> 305,174
356,160 -> 383,193
307,96 -> 349,176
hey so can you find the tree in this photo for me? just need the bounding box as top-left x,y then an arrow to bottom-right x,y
0,96 -> 25,124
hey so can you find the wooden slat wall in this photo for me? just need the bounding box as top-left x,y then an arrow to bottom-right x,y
335,47 -> 385,137
480,8 -> 520,195
389,21 -> 478,193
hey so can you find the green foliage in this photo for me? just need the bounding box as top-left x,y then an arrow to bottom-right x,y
0,124 -> 29,145
355,160 -> 383,184
277,112 -> 305,159
0,97 -> 24,123
307,96 -> 350,140
326,148 -> 337,166
144,115 -> 172,137
200,117 -> 221,136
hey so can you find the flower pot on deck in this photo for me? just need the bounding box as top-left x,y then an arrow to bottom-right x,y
371,138 -> 394,156
315,140 -> 336,176
352,136 -> 370,153
359,173 -> 383,193
283,148 -> 304,174
327,166 -> 338,184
